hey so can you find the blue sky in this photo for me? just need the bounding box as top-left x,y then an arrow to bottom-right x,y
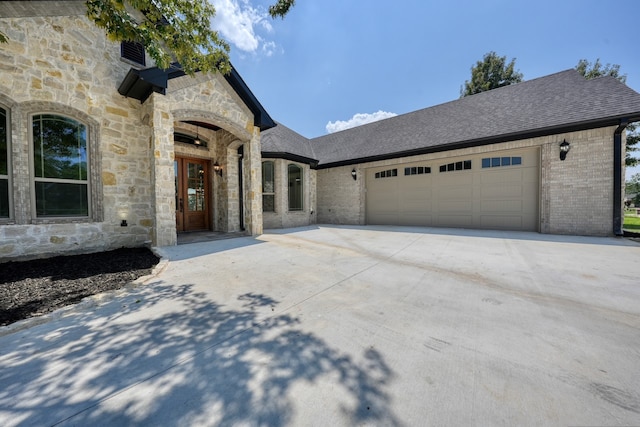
210,0 -> 640,179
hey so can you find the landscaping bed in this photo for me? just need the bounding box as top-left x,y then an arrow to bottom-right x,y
0,247 -> 160,326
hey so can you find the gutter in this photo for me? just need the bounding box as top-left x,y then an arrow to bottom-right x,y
613,120 -> 628,236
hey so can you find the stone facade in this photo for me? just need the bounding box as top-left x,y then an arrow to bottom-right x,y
0,11 -> 264,261
316,126 -> 621,236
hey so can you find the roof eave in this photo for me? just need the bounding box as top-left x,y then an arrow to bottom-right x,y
261,151 -> 319,167
316,115 -> 640,169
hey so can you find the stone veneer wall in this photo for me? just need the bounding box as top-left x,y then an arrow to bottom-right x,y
262,159 -> 317,229
316,126 -> 620,236
0,12 -> 264,260
0,13 -> 155,260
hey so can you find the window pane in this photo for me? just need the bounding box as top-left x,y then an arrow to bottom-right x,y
447,163 -> 454,171
464,160 -> 472,170
491,157 -> 500,167
262,161 -> 274,193
404,167 -> 410,176
263,194 -> 275,212
482,158 -> 490,168
455,161 -> 463,170
391,169 -> 397,177
512,157 -> 522,165
0,179 -> 8,218
33,115 -> 87,180
0,108 -> 7,176
439,165 -> 446,172
35,181 -> 88,216
501,157 -> 511,166
288,164 -> 303,211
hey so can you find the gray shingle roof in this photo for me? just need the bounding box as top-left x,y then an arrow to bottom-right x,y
261,121 -> 317,163
306,69 -> 640,167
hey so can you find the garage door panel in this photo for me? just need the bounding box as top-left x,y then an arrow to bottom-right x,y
438,215 -> 472,227
480,215 -> 523,229
366,148 -> 539,231
481,183 -> 525,198
399,214 -> 433,226
480,199 -> 523,213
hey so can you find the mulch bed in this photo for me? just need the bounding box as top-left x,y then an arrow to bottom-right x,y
0,247 -> 160,327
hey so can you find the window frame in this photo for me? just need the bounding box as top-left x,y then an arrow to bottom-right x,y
262,160 -> 275,213
287,163 -> 303,212
0,105 -> 11,220
28,112 -> 97,221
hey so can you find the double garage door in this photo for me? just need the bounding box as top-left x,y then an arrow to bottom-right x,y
366,148 -> 539,231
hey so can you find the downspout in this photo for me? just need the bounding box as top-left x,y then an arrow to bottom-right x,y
613,120 -> 627,236
238,145 -> 245,231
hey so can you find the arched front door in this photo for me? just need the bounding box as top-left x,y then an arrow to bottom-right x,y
175,156 -> 210,232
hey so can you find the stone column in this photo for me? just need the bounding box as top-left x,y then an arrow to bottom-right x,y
243,127 -> 263,235
146,94 -> 177,246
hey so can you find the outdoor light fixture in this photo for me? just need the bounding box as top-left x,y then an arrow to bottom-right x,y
559,139 -> 571,161
120,219 -> 128,227
213,161 -> 223,176
194,126 -> 201,146
351,168 -> 357,180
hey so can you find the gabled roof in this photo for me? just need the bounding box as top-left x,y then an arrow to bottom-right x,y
309,70 -> 640,167
118,64 -> 276,131
261,122 -> 317,165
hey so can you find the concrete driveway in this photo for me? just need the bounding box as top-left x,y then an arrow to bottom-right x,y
1,225 -> 639,426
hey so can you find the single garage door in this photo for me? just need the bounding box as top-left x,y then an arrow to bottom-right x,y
365,148 -> 539,231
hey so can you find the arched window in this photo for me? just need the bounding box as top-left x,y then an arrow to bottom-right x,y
32,114 -> 89,217
0,107 -> 8,218
288,163 -> 303,211
262,161 -> 275,212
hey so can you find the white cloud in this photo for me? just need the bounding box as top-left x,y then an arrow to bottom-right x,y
210,0 -> 275,53
326,110 -> 398,133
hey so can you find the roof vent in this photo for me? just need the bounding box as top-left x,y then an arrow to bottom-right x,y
121,41 -> 146,66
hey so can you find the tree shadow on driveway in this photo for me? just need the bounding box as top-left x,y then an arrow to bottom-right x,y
0,281 -> 401,426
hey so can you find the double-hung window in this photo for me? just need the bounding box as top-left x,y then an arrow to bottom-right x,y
0,107 -> 8,218
262,161 -> 275,212
32,114 -> 89,217
288,164 -> 303,211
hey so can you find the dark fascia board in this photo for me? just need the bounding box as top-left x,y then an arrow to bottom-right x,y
224,66 -> 276,131
315,115 -> 640,169
118,63 -> 276,131
262,151 -> 319,167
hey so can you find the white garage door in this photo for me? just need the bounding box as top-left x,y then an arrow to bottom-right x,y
365,149 -> 539,231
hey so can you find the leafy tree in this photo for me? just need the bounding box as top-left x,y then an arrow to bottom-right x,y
2,0 -> 297,76
460,51 -> 524,97
626,173 -> 640,206
575,59 -> 638,166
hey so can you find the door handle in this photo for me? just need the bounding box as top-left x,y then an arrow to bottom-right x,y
179,198 -> 184,213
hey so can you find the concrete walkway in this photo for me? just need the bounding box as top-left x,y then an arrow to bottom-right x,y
1,225 -> 639,426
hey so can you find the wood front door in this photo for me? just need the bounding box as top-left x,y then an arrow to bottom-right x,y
175,157 -> 210,232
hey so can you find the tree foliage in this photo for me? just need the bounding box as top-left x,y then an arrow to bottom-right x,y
575,58 -> 638,166
2,1 -> 296,76
626,173 -> 640,206
460,51 -> 524,97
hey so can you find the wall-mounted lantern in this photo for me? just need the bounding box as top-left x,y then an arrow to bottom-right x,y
560,140 -> 571,161
351,168 -> 357,180
213,161 -> 223,176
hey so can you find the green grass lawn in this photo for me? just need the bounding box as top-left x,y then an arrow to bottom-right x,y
623,213 -> 640,230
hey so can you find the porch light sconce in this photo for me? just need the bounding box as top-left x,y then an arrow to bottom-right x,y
213,161 -> 223,177
351,168 -> 357,180
120,219 -> 128,227
194,126 -> 201,146
559,139 -> 571,161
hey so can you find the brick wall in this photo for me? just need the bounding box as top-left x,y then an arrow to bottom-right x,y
316,126 -> 620,236
262,159 -> 317,229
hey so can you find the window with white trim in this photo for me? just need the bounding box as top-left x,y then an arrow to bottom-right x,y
0,107 -> 8,218
262,161 -> 275,212
32,114 -> 89,217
